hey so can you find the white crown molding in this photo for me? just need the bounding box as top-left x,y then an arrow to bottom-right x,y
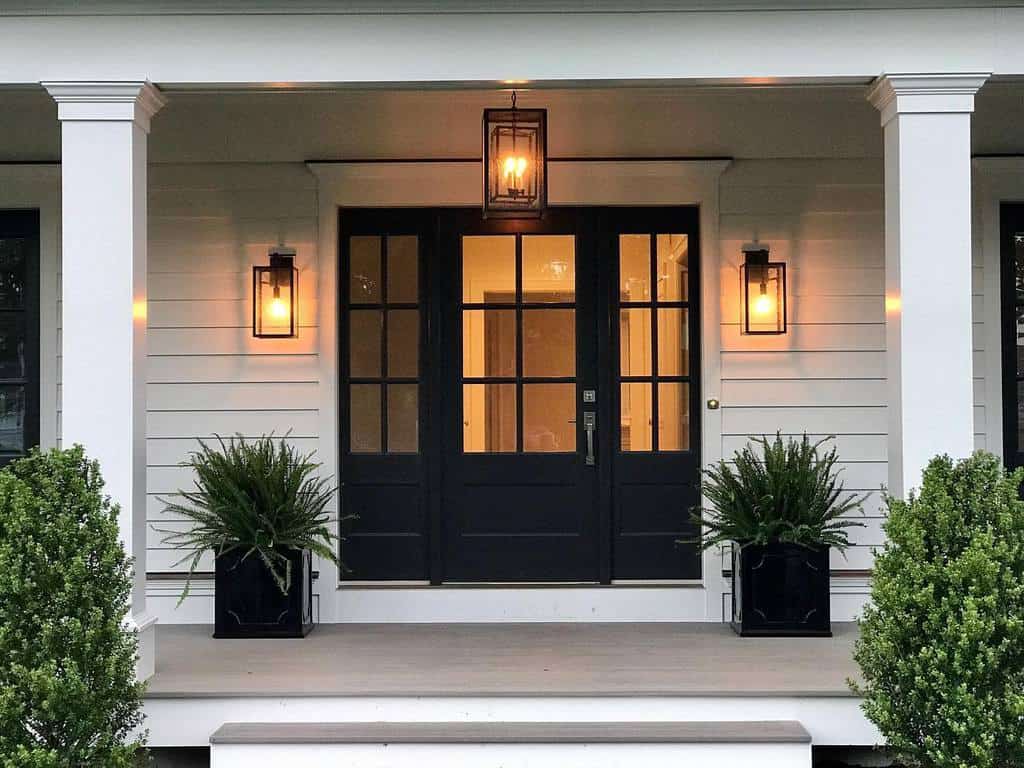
41,81 -> 167,132
867,73 -> 989,126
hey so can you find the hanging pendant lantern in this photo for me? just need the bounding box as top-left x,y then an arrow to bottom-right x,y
483,91 -> 547,219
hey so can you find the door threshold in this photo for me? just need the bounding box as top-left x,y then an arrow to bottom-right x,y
337,580 -> 705,589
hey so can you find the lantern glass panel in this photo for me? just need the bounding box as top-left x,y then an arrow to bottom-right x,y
254,257 -> 296,337
743,257 -> 786,335
483,107 -> 546,218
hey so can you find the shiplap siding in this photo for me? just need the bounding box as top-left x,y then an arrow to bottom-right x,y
718,159 -> 887,576
143,163 -> 319,578
124,157 -> 990,615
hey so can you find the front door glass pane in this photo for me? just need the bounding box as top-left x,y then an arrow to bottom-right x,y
387,383 -> 419,453
657,308 -> 688,377
349,310 -> 382,378
463,383 -> 516,452
350,236 -> 382,303
620,382 -> 653,452
523,309 -> 574,378
522,235 -> 575,302
620,308 -> 652,377
387,235 -> 419,303
387,309 -> 419,378
656,234 -> 688,301
619,234 -> 650,301
463,309 -> 516,378
350,384 -> 382,453
463,236 -> 515,303
523,383 -> 576,452
658,382 -> 690,451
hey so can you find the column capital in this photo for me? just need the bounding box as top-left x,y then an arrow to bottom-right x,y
867,73 -> 989,126
42,81 -> 166,132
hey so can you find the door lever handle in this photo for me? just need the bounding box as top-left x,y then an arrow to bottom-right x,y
583,411 -> 596,466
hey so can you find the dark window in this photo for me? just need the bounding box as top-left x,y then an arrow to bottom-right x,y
1002,204 -> 1024,469
0,211 -> 39,466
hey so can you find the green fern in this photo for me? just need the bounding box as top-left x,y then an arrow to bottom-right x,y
154,434 -> 350,602
689,433 -> 866,551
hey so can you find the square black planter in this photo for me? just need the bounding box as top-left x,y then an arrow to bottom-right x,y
213,548 -> 314,638
731,542 -> 831,637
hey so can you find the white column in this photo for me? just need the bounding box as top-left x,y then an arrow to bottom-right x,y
868,74 -> 988,497
43,81 -> 165,680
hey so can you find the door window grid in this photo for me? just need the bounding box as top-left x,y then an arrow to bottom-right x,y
618,233 -> 690,453
347,235 -> 420,454
461,234 -> 577,453
0,216 -> 36,464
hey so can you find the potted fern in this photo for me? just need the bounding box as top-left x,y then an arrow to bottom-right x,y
156,435 -> 345,638
690,433 -> 864,637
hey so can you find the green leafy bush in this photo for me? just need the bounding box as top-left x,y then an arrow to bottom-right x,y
0,446 -> 146,767
854,452 -> 1024,768
690,433 -> 864,551
158,435 -> 345,599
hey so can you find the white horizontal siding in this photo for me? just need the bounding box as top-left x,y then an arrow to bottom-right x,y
718,159 -> 886,577
144,163 -> 319,577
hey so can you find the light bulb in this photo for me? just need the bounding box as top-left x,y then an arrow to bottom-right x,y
515,156 -> 528,179
753,292 -> 773,316
269,297 -> 289,320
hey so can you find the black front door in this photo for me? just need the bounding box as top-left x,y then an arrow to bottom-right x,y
340,207 -> 701,583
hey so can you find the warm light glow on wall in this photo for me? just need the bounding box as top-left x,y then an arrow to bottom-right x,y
253,247 -> 298,338
741,246 -> 787,335
132,300 -> 147,321
885,295 -> 902,314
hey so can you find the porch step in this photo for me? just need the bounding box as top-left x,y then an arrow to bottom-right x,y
210,720 -> 812,767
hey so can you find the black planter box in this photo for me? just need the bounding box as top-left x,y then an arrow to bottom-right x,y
731,542 -> 831,637
214,548 -> 314,638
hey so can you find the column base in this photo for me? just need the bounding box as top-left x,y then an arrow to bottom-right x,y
133,610 -> 158,682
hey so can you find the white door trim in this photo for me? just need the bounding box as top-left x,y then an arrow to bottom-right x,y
307,158 -> 730,622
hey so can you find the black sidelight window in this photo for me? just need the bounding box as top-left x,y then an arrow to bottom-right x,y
1001,204 -> 1024,469
0,211 -> 39,465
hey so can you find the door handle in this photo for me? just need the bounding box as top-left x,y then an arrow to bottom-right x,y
583,411 -> 596,466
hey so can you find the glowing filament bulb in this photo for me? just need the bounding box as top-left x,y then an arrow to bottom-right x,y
269,297 -> 289,320
753,290 -> 773,316
502,155 -> 529,190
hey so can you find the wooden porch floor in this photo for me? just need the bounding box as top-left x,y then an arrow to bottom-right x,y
147,622 -> 861,698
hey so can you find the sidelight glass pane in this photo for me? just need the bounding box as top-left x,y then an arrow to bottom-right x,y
0,385 -> 25,453
387,383 -> 418,453
0,315 -> 26,379
0,240 -> 27,310
463,383 -> 516,453
523,309 -> 575,378
348,310 -> 382,378
463,236 -> 515,304
619,308 -> 652,377
349,236 -> 381,304
619,234 -> 651,302
463,309 -> 516,378
522,235 -> 575,303
387,309 -> 419,378
658,382 -> 690,451
657,308 -> 689,377
523,383 -> 576,453
620,382 -> 653,452
386,235 -> 418,303
350,384 -> 382,453
656,234 -> 688,301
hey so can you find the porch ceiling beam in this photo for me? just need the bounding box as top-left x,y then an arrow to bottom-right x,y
0,8 -> 1023,85
868,72 -> 988,497
43,79 -> 165,681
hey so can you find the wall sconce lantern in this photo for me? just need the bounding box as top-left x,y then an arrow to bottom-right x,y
741,245 -> 786,335
253,246 -> 297,338
483,91 -> 547,219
